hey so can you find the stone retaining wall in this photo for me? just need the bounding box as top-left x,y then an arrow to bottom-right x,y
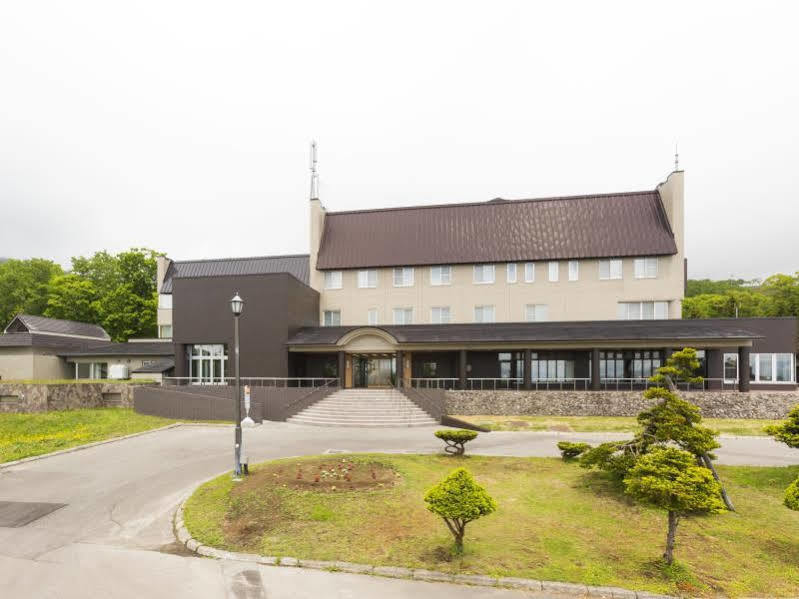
444,389 -> 799,420
0,382 -> 156,413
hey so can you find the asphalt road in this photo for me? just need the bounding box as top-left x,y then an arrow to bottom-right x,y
1,423 -> 797,598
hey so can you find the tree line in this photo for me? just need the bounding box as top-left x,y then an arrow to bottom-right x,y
684,273 -> 799,320
0,249 -> 160,342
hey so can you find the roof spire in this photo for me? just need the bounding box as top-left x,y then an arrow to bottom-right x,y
674,143 -> 679,171
309,140 -> 319,200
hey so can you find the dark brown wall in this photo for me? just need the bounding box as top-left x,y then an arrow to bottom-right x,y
172,273 -> 318,378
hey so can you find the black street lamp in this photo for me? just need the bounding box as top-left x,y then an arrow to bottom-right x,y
230,292 -> 244,479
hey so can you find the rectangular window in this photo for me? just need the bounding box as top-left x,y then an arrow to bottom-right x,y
617,301 -> 669,320
548,261 -> 559,282
776,354 -> 794,382
474,305 -> 495,323
158,324 -> 172,339
723,353 -> 739,382
758,354 -> 773,382
430,306 -> 451,324
393,267 -> 414,287
473,264 -> 495,284
367,308 -> 378,326
568,260 -> 579,281
634,257 -> 658,279
188,344 -> 228,384
506,263 -> 517,283
524,262 -> 535,283
357,269 -> 377,288
324,271 -> 342,289
76,362 -> 107,380
525,304 -> 548,321
599,259 -> 623,280
429,265 -> 452,286
393,307 -> 413,325
323,310 -> 341,326
158,294 -> 172,309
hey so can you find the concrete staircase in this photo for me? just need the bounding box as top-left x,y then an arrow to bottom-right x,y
287,388 -> 438,428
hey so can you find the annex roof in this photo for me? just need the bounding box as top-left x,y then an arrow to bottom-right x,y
131,358 -> 175,373
58,341 -> 174,358
3,314 -> 110,340
286,319 -> 762,347
315,190 -> 677,270
161,254 -> 310,292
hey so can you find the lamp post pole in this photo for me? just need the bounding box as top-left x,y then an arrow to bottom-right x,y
231,293 -> 244,479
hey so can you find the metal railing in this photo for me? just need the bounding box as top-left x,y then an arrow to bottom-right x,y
599,377 -> 737,392
408,378 -> 459,390
530,378 -> 591,391
466,378 -> 524,390
162,377 -> 338,389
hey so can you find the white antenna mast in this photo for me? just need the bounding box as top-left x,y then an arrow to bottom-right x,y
674,143 -> 680,171
309,140 -> 319,199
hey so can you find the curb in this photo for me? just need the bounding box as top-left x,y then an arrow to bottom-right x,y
173,489 -> 677,599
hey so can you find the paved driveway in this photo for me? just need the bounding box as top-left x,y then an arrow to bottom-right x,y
0,423 -> 796,598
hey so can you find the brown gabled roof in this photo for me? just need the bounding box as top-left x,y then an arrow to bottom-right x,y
315,190 -> 677,270
4,314 -> 110,340
161,254 -> 309,292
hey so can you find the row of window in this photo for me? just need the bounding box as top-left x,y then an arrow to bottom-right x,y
723,352 -> 795,383
323,300 -> 669,326
323,257 -> 659,290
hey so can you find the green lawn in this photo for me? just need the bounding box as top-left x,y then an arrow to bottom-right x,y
0,408 -> 177,463
454,415 -> 780,436
185,454 -> 799,597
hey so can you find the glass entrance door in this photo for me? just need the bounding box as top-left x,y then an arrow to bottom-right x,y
353,355 -> 396,387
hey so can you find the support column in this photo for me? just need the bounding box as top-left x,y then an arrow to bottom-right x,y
590,348 -> 600,391
738,345 -> 750,392
395,351 -> 403,388
459,350 -> 468,390
523,349 -> 532,390
337,351 -> 346,388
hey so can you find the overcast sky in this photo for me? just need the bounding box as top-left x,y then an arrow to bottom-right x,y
1,1 -> 797,280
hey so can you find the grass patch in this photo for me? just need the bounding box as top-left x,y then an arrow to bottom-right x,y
454,415 -> 780,436
0,408 -> 176,462
184,454 -> 799,597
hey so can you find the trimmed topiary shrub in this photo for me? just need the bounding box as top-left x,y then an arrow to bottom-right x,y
423,467 -> 497,553
435,429 -> 478,456
785,477 -> 799,511
557,441 -> 590,460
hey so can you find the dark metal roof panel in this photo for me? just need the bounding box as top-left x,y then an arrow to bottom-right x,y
316,191 -> 677,270
161,254 -> 310,293
58,342 -> 175,357
131,358 -> 175,373
5,314 -> 110,340
286,319 -> 764,346
0,333 -> 106,351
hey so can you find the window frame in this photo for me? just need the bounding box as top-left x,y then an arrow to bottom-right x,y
506,263 -> 517,283
749,353 -> 796,384
429,265 -> 452,286
392,307 -> 413,325
548,261 -> 559,282
525,304 -> 548,322
430,306 -> 451,324
158,324 -> 173,339
393,267 -> 414,287
324,271 -> 343,290
472,264 -> 495,284
367,308 -> 378,326
158,294 -> 173,309
357,269 -> 378,288
634,257 -> 658,279
568,260 -> 579,282
599,259 -> 623,280
473,304 -> 495,323
323,310 -> 341,326
524,262 -> 535,283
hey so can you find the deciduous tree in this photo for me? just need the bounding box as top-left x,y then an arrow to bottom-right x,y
766,406 -> 799,510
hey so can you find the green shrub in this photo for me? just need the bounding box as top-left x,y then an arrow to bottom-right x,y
784,476 -> 799,511
435,429 -> 478,456
423,467 -> 497,553
557,441 -> 590,460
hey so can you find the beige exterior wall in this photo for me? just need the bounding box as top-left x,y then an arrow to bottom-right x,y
0,348 -> 35,380
312,172 -> 685,326
33,352 -> 73,379
67,356 -> 161,378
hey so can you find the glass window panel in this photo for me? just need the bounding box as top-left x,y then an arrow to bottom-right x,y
367,308 -> 378,325
158,294 -> 172,309
568,260 -> 579,281
548,261 -> 559,282
323,310 -> 341,326
610,259 -> 623,279
776,354 -> 793,382
758,354 -> 773,381
655,301 -> 668,319
77,363 -> 91,379
642,302 -> 655,319
358,270 -> 377,288
535,304 -> 548,321
506,263 -> 517,283
213,359 -> 223,382
724,354 -> 738,381
324,271 -> 342,289
524,262 -> 535,282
